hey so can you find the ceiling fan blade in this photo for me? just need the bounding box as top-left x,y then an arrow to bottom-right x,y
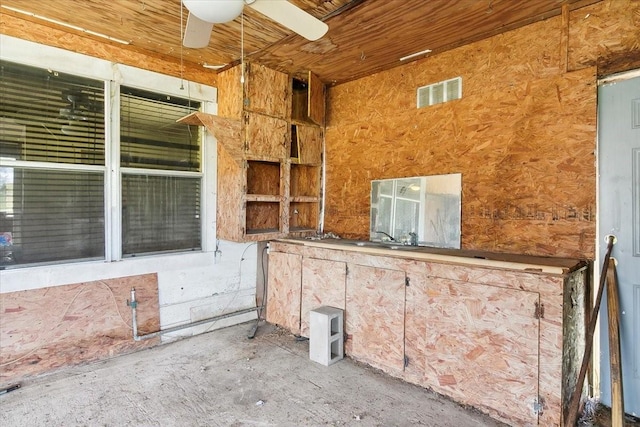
183,12 -> 214,48
248,0 -> 328,41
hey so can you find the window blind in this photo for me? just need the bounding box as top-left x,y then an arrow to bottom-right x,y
120,87 -> 200,172
0,61 -> 105,267
0,60 -> 105,165
120,87 -> 202,256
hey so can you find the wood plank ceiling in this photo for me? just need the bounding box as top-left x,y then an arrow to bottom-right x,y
0,0 -> 601,85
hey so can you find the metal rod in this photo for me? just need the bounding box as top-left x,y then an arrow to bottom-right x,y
128,287 -> 257,341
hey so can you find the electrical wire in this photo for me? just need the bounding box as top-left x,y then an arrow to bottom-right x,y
179,1 -> 185,90
202,242 -> 257,333
258,245 -> 268,320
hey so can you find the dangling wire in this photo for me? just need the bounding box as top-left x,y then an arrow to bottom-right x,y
179,2 -> 185,90
240,10 -> 245,84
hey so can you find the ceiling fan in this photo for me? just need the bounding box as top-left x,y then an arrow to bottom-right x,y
182,0 -> 329,48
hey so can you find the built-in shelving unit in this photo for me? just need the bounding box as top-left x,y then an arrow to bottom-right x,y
178,63 -> 325,242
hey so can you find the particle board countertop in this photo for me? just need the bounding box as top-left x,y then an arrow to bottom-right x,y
274,238 -> 587,276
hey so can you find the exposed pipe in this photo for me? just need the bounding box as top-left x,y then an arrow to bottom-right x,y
127,287 -> 257,341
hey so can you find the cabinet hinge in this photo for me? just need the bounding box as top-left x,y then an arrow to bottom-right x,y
532,396 -> 545,415
345,266 -> 349,276
534,301 -> 545,319
244,113 -> 250,124
405,276 -> 410,287
404,355 -> 410,368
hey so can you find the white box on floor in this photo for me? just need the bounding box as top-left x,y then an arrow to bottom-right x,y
309,306 -> 344,366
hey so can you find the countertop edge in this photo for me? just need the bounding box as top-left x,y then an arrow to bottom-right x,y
274,239 -> 588,276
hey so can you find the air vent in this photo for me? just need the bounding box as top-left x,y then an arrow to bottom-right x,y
417,77 -> 462,108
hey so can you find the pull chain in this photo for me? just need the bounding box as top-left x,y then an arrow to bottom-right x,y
240,11 -> 245,84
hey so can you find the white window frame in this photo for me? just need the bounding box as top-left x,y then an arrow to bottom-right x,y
0,34 -> 218,267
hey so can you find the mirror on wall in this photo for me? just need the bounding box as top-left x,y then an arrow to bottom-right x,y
370,173 -> 461,249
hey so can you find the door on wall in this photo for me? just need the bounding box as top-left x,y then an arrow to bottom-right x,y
598,73 -> 640,416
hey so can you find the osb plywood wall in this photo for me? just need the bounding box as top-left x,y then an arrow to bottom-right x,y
324,0 -> 639,260
0,14 -> 215,86
0,274 -> 159,386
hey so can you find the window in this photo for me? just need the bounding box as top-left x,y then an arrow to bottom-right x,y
0,60 -> 204,268
120,87 -> 201,256
0,61 -> 105,266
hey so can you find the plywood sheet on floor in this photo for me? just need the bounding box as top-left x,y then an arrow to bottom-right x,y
0,274 -> 159,385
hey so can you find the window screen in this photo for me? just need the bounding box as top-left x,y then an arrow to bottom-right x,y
0,61 -> 105,267
120,87 -> 201,256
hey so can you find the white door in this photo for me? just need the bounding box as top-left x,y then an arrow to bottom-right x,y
598,73 -> 640,416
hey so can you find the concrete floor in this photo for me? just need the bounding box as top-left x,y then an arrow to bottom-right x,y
0,322 -> 506,427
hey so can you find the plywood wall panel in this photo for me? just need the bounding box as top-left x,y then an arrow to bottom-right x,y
265,251 -> 302,334
568,0 -> 640,74
0,15 -> 215,86
325,13 -> 597,259
300,258 -> 346,337
216,144 -> 244,241
326,18 -> 563,126
0,274 -> 159,385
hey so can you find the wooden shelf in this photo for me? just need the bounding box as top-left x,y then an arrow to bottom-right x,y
246,201 -> 280,234
246,160 -> 281,196
204,63 -> 325,242
291,196 -> 319,203
245,194 -> 282,202
289,201 -> 319,231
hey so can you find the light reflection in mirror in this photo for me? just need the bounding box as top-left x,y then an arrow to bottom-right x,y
370,173 -> 461,249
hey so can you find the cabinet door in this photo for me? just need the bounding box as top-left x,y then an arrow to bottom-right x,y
406,275 -> 540,426
244,63 -> 289,118
300,258 -> 347,337
345,264 -> 406,374
266,251 -> 302,334
295,124 -> 322,165
307,71 -> 325,126
244,112 -> 288,159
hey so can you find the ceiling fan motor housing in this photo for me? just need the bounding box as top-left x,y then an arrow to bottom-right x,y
183,0 -> 244,23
